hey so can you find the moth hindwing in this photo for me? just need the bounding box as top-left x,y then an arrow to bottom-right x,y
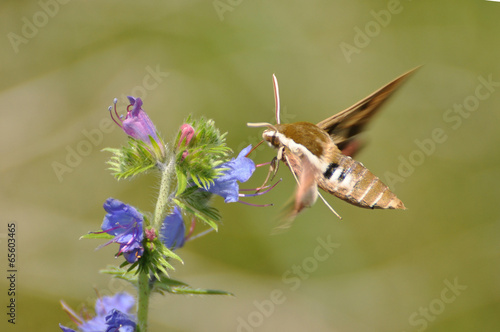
248,69 -> 417,220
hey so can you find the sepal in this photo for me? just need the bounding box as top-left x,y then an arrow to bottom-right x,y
175,117 -> 232,191
174,187 -> 220,231
103,138 -> 158,179
116,232 -> 184,279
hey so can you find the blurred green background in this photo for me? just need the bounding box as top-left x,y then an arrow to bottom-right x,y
1,0 -> 499,331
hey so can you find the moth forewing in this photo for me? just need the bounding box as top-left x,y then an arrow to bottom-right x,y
317,67 -> 419,151
293,154 -> 318,214
272,153 -> 323,233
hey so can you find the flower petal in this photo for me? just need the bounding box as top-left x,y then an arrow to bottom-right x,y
122,97 -> 160,145
105,309 -> 136,332
102,198 -> 143,235
206,145 -> 256,203
160,206 -> 186,249
207,179 -> 240,203
122,246 -> 144,263
59,324 -> 77,332
100,198 -> 144,261
97,293 -> 136,316
60,293 -> 136,332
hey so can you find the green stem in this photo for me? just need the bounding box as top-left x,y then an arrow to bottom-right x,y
153,157 -> 176,230
138,157 -> 176,331
137,270 -> 151,332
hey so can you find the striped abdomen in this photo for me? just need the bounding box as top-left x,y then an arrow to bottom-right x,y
318,154 -> 405,209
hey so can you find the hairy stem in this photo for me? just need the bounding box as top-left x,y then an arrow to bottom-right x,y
137,156 -> 177,331
137,270 -> 151,332
153,157 -> 176,230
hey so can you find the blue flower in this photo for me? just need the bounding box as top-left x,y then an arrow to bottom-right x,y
100,198 -> 144,263
160,206 -> 186,250
207,145 -> 256,203
105,309 -> 136,332
60,293 -> 136,332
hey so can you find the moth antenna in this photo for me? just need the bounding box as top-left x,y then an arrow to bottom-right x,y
247,122 -> 277,131
272,74 -> 281,124
317,191 -> 342,220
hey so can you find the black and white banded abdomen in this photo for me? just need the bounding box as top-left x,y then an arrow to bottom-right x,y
318,154 -> 405,209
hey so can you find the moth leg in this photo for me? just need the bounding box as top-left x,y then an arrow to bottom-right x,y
277,145 -> 284,160
256,156 -> 280,192
271,147 -> 283,181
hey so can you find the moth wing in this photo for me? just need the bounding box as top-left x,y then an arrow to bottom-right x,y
272,151 -> 319,233
292,154 -> 318,215
316,67 -> 419,152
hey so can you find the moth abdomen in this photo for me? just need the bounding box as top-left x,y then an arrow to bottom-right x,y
319,154 -> 405,210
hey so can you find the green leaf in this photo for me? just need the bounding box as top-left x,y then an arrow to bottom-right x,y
176,168 -> 188,195
80,232 -> 114,240
100,265 -> 138,284
153,275 -> 233,296
169,287 -> 233,296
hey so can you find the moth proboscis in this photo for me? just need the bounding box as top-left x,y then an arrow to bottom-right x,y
248,67 -> 419,225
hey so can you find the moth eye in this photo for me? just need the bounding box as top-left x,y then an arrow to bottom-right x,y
262,129 -> 282,150
270,133 -> 282,148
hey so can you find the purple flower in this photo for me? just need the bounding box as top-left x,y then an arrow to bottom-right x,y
109,96 -> 165,158
160,206 -> 186,250
207,145 -> 256,203
59,293 -> 136,332
100,198 -> 144,263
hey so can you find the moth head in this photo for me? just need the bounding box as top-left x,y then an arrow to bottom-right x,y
247,122 -> 284,149
262,125 -> 285,149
